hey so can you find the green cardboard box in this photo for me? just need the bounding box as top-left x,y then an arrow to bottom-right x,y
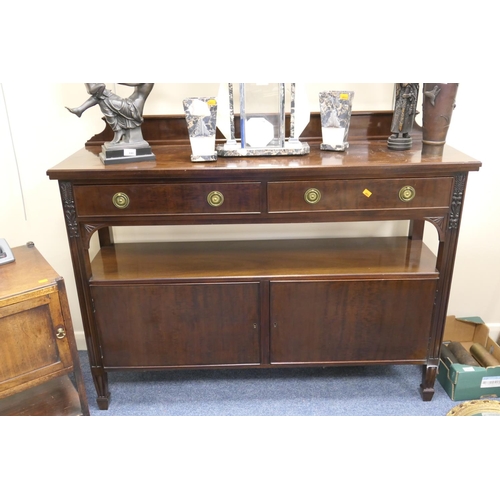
437,316 -> 500,401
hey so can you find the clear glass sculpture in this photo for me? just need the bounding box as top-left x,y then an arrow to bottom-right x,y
216,83 -> 310,157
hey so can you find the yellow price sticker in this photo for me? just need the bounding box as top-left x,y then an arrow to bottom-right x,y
363,189 -> 372,198
38,278 -> 49,284
340,93 -> 349,100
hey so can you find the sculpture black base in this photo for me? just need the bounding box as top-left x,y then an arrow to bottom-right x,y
387,136 -> 412,151
99,145 -> 156,165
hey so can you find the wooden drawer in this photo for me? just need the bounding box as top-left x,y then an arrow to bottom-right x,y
73,182 -> 262,216
268,177 -> 453,213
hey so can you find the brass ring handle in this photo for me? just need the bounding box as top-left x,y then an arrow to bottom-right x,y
304,188 -> 321,204
399,186 -> 416,202
56,327 -> 66,339
112,192 -> 130,209
207,191 -> 224,207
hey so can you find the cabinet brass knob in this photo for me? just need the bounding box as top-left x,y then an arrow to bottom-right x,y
399,186 -> 416,202
304,188 -> 321,204
56,327 -> 66,339
112,192 -> 130,209
207,191 -> 224,207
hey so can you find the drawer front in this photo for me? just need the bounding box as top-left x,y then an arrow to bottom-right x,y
73,182 -> 261,216
268,177 -> 453,213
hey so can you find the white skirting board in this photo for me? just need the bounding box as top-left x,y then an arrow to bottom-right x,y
75,332 -> 87,351
74,324 -> 500,351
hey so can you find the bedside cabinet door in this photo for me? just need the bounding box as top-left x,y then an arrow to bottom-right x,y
0,290 -> 74,399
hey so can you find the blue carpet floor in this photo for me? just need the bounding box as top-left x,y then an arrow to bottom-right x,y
77,351 -> 478,416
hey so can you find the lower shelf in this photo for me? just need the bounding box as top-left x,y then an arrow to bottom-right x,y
0,376 -> 84,416
90,236 -> 438,281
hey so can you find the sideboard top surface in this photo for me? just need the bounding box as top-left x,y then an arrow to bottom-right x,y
47,141 -> 481,182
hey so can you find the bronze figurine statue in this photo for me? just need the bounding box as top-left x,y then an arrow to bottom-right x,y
67,83 -> 155,164
387,83 -> 419,151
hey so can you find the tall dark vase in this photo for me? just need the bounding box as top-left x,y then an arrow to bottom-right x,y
422,83 -> 459,155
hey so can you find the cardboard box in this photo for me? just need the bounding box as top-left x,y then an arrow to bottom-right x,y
437,316 -> 500,401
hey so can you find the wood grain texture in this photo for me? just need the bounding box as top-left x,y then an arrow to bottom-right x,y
74,182 -> 262,217
90,237 -> 438,282
0,377 -> 83,416
268,177 -> 453,212
270,280 -> 436,364
91,282 -> 260,368
85,111 -> 398,146
47,141 -> 481,183
0,245 -> 59,304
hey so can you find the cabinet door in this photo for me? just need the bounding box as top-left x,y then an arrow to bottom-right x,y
0,291 -> 74,398
270,280 -> 437,364
91,282 -> 261,368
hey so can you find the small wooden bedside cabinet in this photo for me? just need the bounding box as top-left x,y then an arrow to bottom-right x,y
0,243 -> 89,416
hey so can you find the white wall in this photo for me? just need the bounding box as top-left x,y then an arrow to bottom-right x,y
440,83 -> 500,335
1,83 -> 498,348
1,84 -> 105,342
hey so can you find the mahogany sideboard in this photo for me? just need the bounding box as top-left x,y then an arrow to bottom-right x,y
47,113 -> 481,409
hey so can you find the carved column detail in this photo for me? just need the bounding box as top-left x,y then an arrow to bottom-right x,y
424,216 -> 446,241
82,224 -> 108,249
449,173 -> 467,229
59,181 -> 79,238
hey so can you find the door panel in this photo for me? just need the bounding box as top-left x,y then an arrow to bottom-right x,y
91,282 -> 261,367
0,293 -> 73,396
270,279 -> 437,363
